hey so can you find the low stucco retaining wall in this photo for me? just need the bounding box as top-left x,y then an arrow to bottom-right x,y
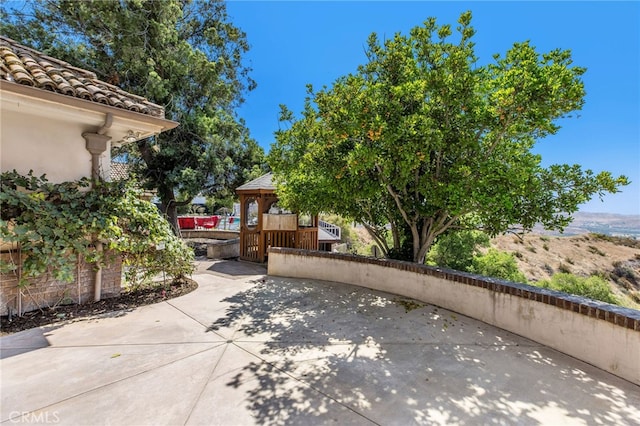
206,238 -> 240,259
267,248 -> 640,385
180,230 -> 239,240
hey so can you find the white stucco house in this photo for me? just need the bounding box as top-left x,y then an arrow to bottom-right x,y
0,35 -> 178,316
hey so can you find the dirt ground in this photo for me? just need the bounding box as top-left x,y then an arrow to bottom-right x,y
491,233 -> 640,307
491,233 -> 639,281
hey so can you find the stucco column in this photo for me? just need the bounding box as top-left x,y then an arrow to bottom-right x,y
82,132 -> 111,181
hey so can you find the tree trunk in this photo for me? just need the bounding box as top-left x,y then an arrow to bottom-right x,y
410,222 -> 422,263
136,139 -> 182,232
362,222 -> 390,257
158,185 -> 194,236
416,235 -> 435,265
158,186 -> 180,235
390,221 -> 401,251
165,203 -> 180,235
413,214 -> 460,264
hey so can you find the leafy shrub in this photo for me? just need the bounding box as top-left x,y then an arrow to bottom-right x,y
0,171 -> 194,286
557,263 -> 572,274
587,245 -> 606,256
612,261 -> 637,280
610,261 -> 639,289
590,233 -> 640,249
537,273 -> 618,305
471,249 -> 528,283
426,230 -> 490,272
387,240 -> 414,261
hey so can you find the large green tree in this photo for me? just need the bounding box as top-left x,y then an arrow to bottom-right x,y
1,0 -> 266,231
268,11 -> 628,263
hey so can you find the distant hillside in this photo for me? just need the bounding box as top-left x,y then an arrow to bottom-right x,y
499,211 -> 639,309
351,212 -> 640,308
533,212 -> 640,238
491,232 -> 640,309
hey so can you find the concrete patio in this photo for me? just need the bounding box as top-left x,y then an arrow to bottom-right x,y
1,259 -> 639,425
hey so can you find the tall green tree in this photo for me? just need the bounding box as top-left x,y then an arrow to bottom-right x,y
1,0 -> 266,231
268,11 -> 628,263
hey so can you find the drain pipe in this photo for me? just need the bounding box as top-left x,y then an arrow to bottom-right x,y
97,113 -> 113,135
82,113 -> 113,301
93,242 -> 103,301
83,113 -> 113,181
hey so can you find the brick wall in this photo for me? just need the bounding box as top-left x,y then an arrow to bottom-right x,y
0,251 -> 122,317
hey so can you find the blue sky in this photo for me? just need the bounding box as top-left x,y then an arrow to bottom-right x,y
227,1 -> 640,215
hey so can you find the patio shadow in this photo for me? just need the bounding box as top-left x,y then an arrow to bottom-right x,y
208,276 -> 640,425
0,326 -> 52,359
205,259 -> 267,280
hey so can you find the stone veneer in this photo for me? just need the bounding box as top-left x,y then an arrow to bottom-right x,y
0,251 -> 122,317
268,247 -> 640,385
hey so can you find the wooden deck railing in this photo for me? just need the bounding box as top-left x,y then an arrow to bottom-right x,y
240,229 -> 261,262
265,230 -> 295,252
296,228 -> 318,250
242,228 -> 319,262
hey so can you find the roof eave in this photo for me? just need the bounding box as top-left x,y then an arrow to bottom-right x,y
1,80 -> 179,132
236,188 -> 277,195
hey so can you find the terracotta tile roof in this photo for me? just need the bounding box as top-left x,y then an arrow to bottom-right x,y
110,162 -> 131,181
0,35 -> 166,118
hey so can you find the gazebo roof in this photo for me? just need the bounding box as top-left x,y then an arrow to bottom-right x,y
236,172 -> 275,192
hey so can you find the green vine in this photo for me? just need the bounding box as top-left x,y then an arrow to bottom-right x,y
0,170 -> 194,286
